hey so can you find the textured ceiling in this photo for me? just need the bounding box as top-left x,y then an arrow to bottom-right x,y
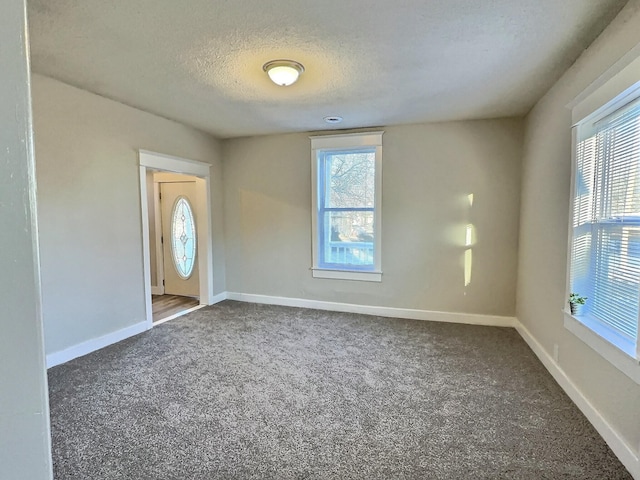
27,0 -> 628,138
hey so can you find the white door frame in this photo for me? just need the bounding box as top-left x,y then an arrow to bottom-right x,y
139,150 -> 214,328
151,180 -> 165,296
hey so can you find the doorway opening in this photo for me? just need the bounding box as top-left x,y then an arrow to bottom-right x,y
139,150 -> 214,328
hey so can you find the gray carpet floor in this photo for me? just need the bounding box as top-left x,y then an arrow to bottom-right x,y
48,301 -> 632,479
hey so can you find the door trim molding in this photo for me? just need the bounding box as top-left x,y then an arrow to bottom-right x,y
151,286 -> 164,296
152,180 -> 165,295
138,150 -> 213,329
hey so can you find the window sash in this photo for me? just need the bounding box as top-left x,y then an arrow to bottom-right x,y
318,208 -> 375,270
578,221 -> 640,340
316,147 -> 377,271
319,148 -> 376,210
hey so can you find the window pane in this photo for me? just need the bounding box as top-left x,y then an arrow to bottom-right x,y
573,136 -> 596,227
325,150 -> 375,208
321,210 -> 374,267
593,110 -> 640,219
591,224 -> 640,339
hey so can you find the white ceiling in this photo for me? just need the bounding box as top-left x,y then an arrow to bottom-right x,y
27,0 -> 627,138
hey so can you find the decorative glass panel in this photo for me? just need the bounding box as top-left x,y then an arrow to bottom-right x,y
170,196 -> 196,279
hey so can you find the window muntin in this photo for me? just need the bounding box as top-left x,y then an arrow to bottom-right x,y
310,132 -> 383,281
170,196 -> 197,279
570,95 -> 640,354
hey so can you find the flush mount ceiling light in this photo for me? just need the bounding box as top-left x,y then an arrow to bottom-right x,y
262,59 -> 305,86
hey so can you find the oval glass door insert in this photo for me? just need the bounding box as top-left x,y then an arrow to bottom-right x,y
170,196 -> 197,279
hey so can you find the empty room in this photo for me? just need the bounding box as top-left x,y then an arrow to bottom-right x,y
2,0 -> 640,478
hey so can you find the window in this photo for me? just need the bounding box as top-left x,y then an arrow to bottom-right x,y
310,132 -> 383,281
170,196 -> 197,279
567,77 -> 640,379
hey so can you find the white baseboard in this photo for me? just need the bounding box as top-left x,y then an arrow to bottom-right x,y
151,285 -> 164,295
225,292 -> 515,327
515,320 -> 640,479
209,291 -> 228,304
46,292 -> 228,369
46,321 -> 149,369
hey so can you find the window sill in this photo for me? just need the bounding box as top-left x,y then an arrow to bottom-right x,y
563,310 -> 640,385
312,268 -> 382,282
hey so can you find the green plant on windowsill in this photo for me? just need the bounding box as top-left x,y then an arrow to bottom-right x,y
569,293 -> 587,316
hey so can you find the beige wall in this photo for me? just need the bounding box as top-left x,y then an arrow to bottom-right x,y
517,0 -> 640,462
32,74 -> 226,355
223,119 -> 523,315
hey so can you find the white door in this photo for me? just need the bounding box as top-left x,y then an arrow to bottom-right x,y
160,182 -> 199,297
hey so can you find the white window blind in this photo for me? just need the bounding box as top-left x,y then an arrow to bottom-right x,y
571,96 -> 640,345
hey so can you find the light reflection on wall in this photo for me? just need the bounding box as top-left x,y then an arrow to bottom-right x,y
465,194 -> 475,288
464,249 -> 473,287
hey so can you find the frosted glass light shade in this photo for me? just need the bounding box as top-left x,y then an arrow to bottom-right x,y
263,60 -> 304,86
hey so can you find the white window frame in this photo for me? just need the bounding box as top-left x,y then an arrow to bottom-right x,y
310,131 -> 383,282
565,51 -> 640,385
